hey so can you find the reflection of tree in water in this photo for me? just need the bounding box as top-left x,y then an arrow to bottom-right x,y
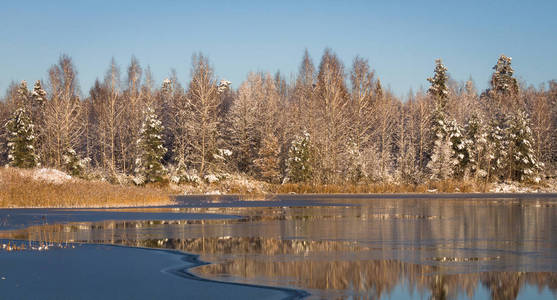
479,272 -> 557,300
193,254 -> 555,300
198,257 -> 439,297
3,222 -> 557,299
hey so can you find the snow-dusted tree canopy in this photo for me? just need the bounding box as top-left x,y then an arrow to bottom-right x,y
134,106 -> 167,184
31,80 -> 47,106
63,147 -> 89,177
446,119 -> 471,178
286,131 -> 313,183
217,80 -> 232,94
505,110 -> 543,182
466,114 -> 490,179
1,51 -> 553,186
5,106 -> 39,168
491,54 -> 519,96
427,117 -> 454,180
427,59 -> 449,109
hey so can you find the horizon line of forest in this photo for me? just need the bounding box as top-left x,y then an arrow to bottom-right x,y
1,48 -> 556,186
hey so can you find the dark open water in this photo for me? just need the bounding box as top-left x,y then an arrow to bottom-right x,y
1,194 -> 556,299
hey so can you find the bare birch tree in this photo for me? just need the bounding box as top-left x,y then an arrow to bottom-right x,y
314,49 -> 350,183
344,56 -> 376,182
228,73 -> 263,174
98,58 -> 124,174
292,50 -> 316,136
120,56 -> 144,173
184,53 -> 222,176
42,55 -> 84,167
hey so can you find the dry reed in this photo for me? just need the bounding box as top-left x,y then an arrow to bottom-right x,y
0,167 -> 173,208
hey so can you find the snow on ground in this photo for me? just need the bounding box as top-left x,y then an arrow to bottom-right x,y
12,168 -> 73,184
489,181 -> 557,193
31,168 -> 72,184
205,190 -> 222,195
177,173 -> 268,195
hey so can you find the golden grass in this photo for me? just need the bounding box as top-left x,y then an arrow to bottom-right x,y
0,167 -> 173,208
271,179 -> 491,194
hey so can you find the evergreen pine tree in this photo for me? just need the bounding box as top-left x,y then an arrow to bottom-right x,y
426,59 -> 454,180
466,114 -> 490,179
285,131 -> 313,183
16,81 -> 30,108
446,119 -> 471,178
428,59 -> 450,151
30,80 -> 46,156
217,80 -> 232,94
487,117 -> 507,180
427,59 -> 449,111
490,54 -> 519,96
161,78 -> 172,95
426,119 -> 455,180
505,110 -> 543,182
31,80 -> 47,106
5,107 -> 39,168
63,147 -> 89,177
134,106 -> 167,184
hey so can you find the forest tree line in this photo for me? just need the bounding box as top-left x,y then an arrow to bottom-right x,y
1,49 -> 556,185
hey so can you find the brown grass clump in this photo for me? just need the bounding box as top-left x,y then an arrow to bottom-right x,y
0,167 -> 173,208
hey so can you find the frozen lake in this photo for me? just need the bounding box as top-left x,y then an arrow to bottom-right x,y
1,194 -> 557,299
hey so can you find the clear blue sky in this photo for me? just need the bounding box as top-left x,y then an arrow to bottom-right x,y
1,0 -> 556,98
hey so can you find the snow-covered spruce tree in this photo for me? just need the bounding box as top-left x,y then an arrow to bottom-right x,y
446,119 -> 471,178
427,59 -> 450,149
491,54 -> 519,97
487,117 -> 507,180
426,59 -> 454,180
16,81 -> 30,108
134,106 -> 167,184
5,107 -> 39,168
217,79 -> 232,94
426,119 -> 455,180
31,80 -> 47,106
285,131 -> 313,183
427,59 -> 449,111
30,80 -> 46,129
505,110 -> 543,182
63,147 -> 89,177
170,159 -> 201,185
466,114 -> 490,180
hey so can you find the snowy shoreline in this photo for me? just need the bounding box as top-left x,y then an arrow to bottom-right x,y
3,167 -> 556,209
4,190 -> 557,209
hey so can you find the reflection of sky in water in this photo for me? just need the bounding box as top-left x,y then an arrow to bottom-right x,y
1,196 -> 557,299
